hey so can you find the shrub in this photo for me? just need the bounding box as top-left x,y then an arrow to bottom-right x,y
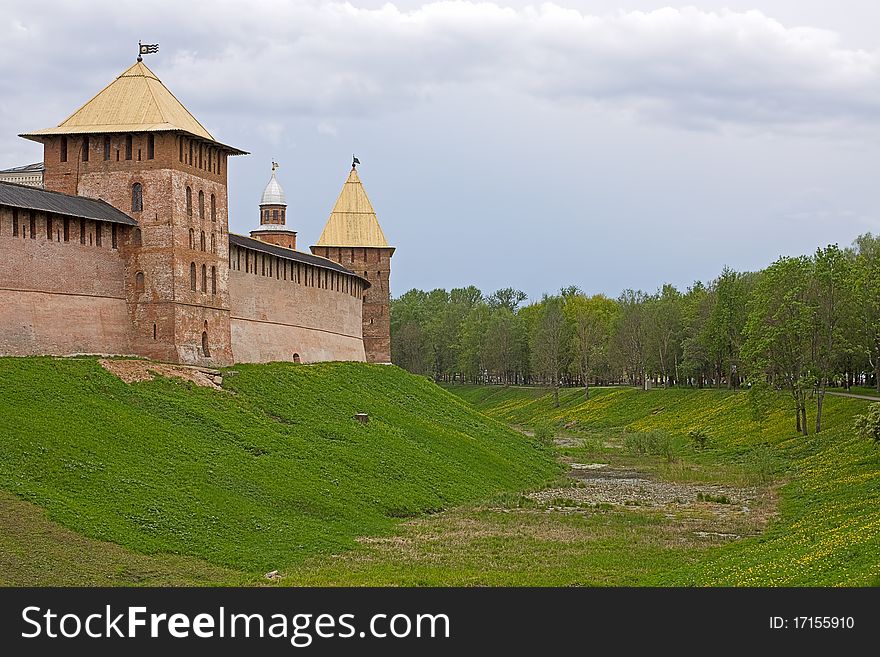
688,428 -> 710,450
533,422 -> 556,446
853,403 -> 880,445
624,430 -> 676,462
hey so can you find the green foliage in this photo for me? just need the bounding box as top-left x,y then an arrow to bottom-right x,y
532,421 -> 556,446
624,430 -> 676,462
853,403 -> 880,445
0,358 -> 558,573
688,428 -> 710,450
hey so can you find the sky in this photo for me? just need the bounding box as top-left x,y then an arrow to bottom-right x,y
1,1 -> 879,302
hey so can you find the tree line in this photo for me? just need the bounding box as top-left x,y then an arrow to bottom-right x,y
390,233 -> 880,434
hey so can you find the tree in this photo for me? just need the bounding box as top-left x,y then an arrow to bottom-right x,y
743,256 -> 814,435
613,290 -> 650,388
811,245 -> 854,432
531,296 -> 567,407
853,234 -> 880,392
566,294 -> 617,398
646,284 -> 683,387
487,287 -> 527,313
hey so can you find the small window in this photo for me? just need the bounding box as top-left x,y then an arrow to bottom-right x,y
12,209 -> 18,237
46,215 -> 52,240
111,223 -> 118,249
82,135 -> 89,162
104,135 -> 111,161
125,135 -> 132,160
80,219 -> 85,244
153,323 -> 157,340
198,190 -> 205,219
292,353 -> 301,364
186,187 -> 192,216
132,228 -> 142,246
201,264 -> 207,292
202,331 -> 210,357
211,194 -> 216,222
189,228 -> 194,250
29,212 -> 36,239
198,145 -> 203,169
131,182 -> 143,212
200,231 -> 206,252
178,137 -> 183,162
147,134 -> 155,160
60,137 -> 68,162
135,271 -> 145,292
63,218 -> 70,242
188,142 -> 193,165
95,222 -> 102,246
211,233 -> 216,254
190,262 -> 196,290
211,266 -> 217,295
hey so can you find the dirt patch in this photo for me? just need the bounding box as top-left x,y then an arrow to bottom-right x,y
530,463 -> 761,512
99,359 -> 223,390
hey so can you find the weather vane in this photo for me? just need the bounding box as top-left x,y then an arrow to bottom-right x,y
272,160 -> 279,172
137,40 -> 159,62
352,155 -> 360,170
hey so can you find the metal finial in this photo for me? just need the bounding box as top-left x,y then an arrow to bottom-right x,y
271,160 -> 279,173
352,154 -> 360,170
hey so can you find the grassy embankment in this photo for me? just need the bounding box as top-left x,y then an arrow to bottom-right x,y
0,358 -> 556,585
446,385 -> 880,586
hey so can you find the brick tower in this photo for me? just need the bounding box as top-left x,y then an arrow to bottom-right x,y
311,163 -> 394,363
250,161 -> 296,250
20,58 -> 246,365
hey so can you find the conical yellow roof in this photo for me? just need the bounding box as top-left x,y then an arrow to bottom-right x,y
20,60 -> 244,153
314,168 -> 391,248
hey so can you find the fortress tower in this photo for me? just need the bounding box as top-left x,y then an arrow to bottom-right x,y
20,59 -> 246,365
250,162 -> 296,250
311,164 -> 394,363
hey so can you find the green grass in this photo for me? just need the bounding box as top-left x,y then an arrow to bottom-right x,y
0,358 -> 557,580
445,384 -> 880,585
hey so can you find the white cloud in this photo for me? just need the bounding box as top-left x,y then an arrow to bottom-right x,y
3,1 -> 880,133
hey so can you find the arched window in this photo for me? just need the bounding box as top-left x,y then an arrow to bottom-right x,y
104,135 -> 111,161
189,228 -> 194,250
200,231 -> 206,252
198,190 -> 205,219
211,266 -> 217,295
60,136 -> 68,162
201,264 -> 207,292
273,209 -> 279,223
82,135 -> 89,162
147,134 -> 155,160
135,271 -> 145,292
202,332 -> 210,358
131,183 -> 143,212
186,187 -> 192,216
190,262 -> 196,291
153,323 -> 157,340
125,135 -> 133,160
210,194 -> 216,222
178,137 -> 183,162
211,233 -> 216,253
292,353 -> 301,364
132,228 -> 142,246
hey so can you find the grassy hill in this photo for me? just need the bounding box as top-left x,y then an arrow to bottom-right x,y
448,385 -> 880,586
0,358 -> 556,583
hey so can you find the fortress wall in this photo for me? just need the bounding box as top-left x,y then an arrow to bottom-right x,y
0,206 -> 132,356
228,256 -> 365,364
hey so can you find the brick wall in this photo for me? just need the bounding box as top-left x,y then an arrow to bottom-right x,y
228,246 -> 366,363
0,206 -> 133,356
311,245 -> 393,363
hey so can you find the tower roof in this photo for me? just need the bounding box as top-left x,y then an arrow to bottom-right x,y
260,165 -> 286,206
20,60 -> 246,154
314,167 -> 391,248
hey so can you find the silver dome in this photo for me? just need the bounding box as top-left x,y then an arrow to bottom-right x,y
260,165 -> 286,206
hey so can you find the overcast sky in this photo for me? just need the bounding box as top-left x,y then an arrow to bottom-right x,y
2,1 -> 879,301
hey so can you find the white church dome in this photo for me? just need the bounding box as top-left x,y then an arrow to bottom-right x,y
260,163 -> 286,206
